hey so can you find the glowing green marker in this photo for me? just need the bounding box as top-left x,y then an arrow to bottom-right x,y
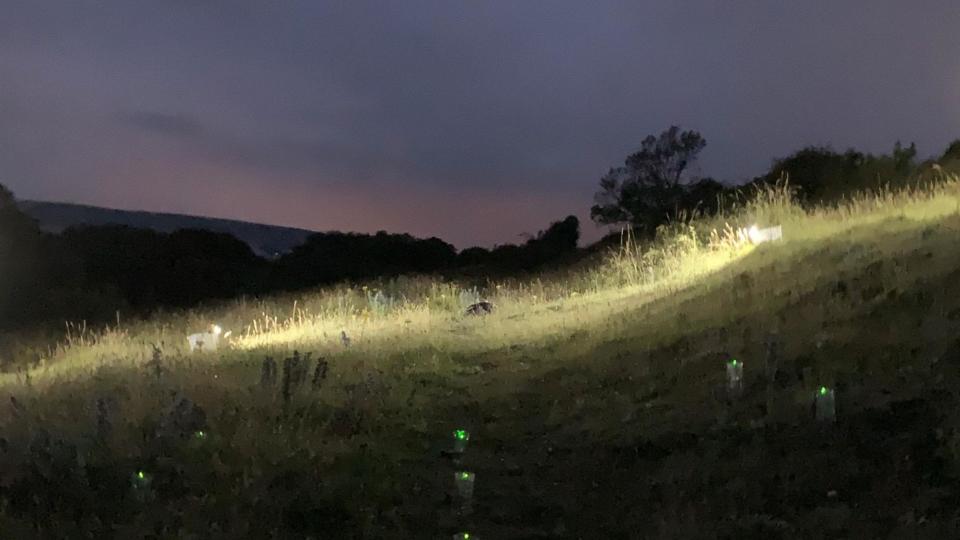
815,386 -> 836,423
194,430 -> 206,440
132,470 -> 152,488
452,428 -> 470,453
726,358 -> 744,396
454,470 -> 476,500
130,470 -> 155,501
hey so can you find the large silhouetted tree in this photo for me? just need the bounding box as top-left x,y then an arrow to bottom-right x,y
591,126 -> 707,233
275,231 -> 457,289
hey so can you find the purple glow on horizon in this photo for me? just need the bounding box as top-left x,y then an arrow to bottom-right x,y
3,1 -> 959,247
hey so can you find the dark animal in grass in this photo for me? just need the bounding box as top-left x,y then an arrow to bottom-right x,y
465,301 -> 495,316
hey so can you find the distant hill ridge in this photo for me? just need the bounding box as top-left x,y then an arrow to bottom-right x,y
19,200 -> 316,258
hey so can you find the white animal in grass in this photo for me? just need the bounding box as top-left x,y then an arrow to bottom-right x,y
186,324 -> 232,352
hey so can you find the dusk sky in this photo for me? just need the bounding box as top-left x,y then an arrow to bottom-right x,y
3,1 -> 960,248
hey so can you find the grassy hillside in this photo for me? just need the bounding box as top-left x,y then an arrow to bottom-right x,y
3,180 -> 960,538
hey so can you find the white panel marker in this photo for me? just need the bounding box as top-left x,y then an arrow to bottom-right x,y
745,224 -> 783,245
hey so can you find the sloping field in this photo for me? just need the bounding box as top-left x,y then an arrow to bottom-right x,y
3,182 -> 960,538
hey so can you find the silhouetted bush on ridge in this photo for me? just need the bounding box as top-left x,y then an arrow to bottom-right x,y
275,230 -> 458,291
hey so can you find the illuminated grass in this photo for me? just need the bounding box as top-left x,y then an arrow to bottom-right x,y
5,175 -> 959,386
4,175 -> 960,536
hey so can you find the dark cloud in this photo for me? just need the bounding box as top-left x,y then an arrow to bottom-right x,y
2,1 -> 960,247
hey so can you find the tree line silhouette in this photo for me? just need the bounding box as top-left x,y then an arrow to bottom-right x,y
3,128 -> 958,329
0,187 -> 581,328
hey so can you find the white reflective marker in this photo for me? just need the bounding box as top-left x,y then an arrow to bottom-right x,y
746,224 -> 783,245
186,324 -> 230,352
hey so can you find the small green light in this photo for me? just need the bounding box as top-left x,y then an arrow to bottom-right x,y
137,471 -> 146,480
819,386 -> 829,396
459,472 -> 471,480
194,430 -> 206,439
730,359 -> 738,366
454,429 -> 469,441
